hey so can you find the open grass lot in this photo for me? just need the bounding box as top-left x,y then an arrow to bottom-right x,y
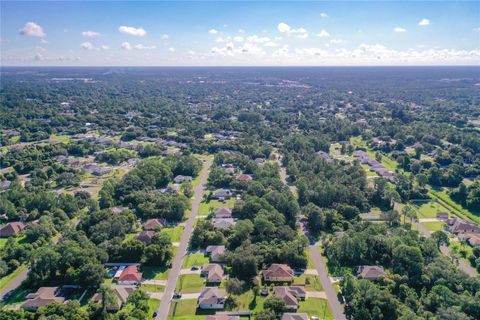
298,297 -> 334,319
429,189 -> 480,224
449,241 -> 475,267
148,298 -> 161,319
0,265 -> 27,291
198,198 -> 235,216
49,134 -> 71,144
142,266 -> 170,280
362,164 -> 378,177
162,225 -> 185,242
168,299 -> 211,320
421,221 -> 446,232
182,253 -> 209,268
176,274 -> 205,293
141,284 -> 165,292
350,136 -> 398,171
231,289 -> 265,312
293,274 -> 323,291
413,201 -> 451,219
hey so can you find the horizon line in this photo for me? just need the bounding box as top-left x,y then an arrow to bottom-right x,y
2,65 -> 480,68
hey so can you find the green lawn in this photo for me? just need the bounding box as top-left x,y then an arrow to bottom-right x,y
141,284 -> 165,292
168,299 -> 211,320
142,266 -> 170,280
306,250 -> 315,269
198,198 -> 235,216
0,286 -> 33,309
0,238 -> 8,249
362,164 -> 378,177
0,265 -> 27,291
298,298 -> 334,320
148,298 -> 161,319
176,275 -> 205,293
450,241 -> 475,263
421,221 -> 446,232
182,253 -> 209,268
414,201 -> 451,219
50,134 -> 71,144
231,289 -> 266,313
429,189 -> 480,224
293,274 -> 323,291
162,226 -> 185,242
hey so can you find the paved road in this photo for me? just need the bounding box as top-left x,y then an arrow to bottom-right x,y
0,268 -> 29,300
274,152 -> 345,320
156,156 -> 213,320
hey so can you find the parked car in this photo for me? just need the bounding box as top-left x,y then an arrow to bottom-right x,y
191,266 -> 199,271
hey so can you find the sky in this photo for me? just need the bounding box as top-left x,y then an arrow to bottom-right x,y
1,1 -> 480,66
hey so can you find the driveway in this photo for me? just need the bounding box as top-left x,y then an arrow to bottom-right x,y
155,156 -> 213,320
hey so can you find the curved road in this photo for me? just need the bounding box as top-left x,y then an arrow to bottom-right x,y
156,156 -> 213,320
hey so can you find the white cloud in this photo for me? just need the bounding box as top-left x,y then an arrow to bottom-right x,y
215,37 -> 225,43
81,31 -> 100,38
168,47 -> 175,52
394,27 -> 407,33
208,29 -> 219,34
418,19 -> 430,26
119,26 -> 146,37
238,29 -> 245,33
121,42 -> 132,50
246,35 -> 271,44
101,45 -> 110,50
161,34 -> 169,40
19,22 -> 45,37
320,12 -> 329,18
234,36 -> 244,42
330,39 -> 344,44
264,41 -> 278,47
80,41 -> 94,50
317,30 -> 330,38
473,27 -> 480,32
277,22 -> 308,38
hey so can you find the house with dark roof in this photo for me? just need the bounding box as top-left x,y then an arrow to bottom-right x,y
214,208 -> 232,219
1,221 -> 26,237
436,212 -> 449,220
136,231 -> 156,244
213,218 -> 236,229
263,264 -> 294,283
273,286 -> 306,310
21,287 -> 65,311
144,219 -> 164,231
236,174 -> 253,182
201,263 -> 224,284
450,219 -> 480,234
282,313 -> 309,320
92,285 -> 136,311
211,189 -> 233,200
206,315 -> 239,320
206,245 -> 226,262
198,287 -> 227,309
0,180 -> 11,191
317,151 -> 333,163
174,175 -> 193,184
357,265 -> 387,280
118,265 -> 142,285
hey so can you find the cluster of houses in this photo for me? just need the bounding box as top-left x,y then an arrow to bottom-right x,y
211,208 -> 236,229
353,150 -> 397,182
446,217 -> 480,246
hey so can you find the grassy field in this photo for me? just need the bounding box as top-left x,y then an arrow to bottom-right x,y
168,299 -> 210,320
298,298 -> 334,319
162,226 -> 185,242
198,198 -> 235,217
142,266 -> 170,280
231,289 -> 265,312
141,284 -> 166,292
421,221 -> 446,232
306,250 -> 315,269
49,134 -> 71,144
428,189 -> 480,224
450,241 -> 475,261
176,274 -> 205,293
414,201 -> 451,219
293,274 -> 323,291
0,238 -> 8,249
182,253 -> 209,269
0,265 -> 27,291
148,298 -> 161,319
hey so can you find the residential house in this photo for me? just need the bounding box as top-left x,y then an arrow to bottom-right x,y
92,285 -> 136,311
174,175 -> 193,183
118,265 -> 142,285
224,167 -> 236,175
273,286 -> 306,310
450,219 -> 480,234
263,264 -> 294,283
436,212 -> 449,220
21,287 -> 65,311
255,158 -> 266,164
201,263 -> 224,284
357,266 -> 387,280
198,287 -> 227,309
0,180 -> 12,191
136,231 -> 155,244
316,151 -> 333,163
282,313 -> 309,320
206,245 -> 226,262
214,208 -> 232,219
211,189 -> 233,200
206,316 -> 239,320
83,164 -> 112,176
144,219 -> 164,231
236,174 -> 253,182
213,218 -> 236,229
0,221 -> 26,237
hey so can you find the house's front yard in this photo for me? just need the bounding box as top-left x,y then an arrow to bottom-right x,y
293,274 -> 323,291
162,225 -> 185,242
176,274 -> 204,293
420,221 -> 446,232
182,253 -> 209,268
198,198 -> 236,216
298,297 -> 334,319
413,201 -> 451,219
168,299 -> 212,320
142,266 -> 171,280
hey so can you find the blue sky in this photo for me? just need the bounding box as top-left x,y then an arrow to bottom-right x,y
1,1 -> 479,66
